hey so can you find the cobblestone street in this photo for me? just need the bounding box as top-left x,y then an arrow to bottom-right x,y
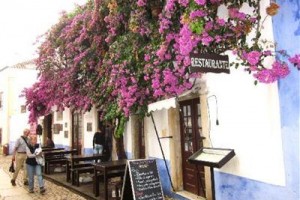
0,155 -> 86,200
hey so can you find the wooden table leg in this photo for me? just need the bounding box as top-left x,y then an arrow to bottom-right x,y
104,170 -> 108,200
94,173 -> 100,197
44,161 -> 47,174
66,161 -> 70,182
93,165 -> 99,197
45,161 -> 49,174
70,161 -> 75,185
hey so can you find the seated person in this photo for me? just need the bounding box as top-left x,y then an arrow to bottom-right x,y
45,137 -> 55,148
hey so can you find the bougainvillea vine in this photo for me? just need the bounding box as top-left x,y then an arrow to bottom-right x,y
22,0 -> 300,136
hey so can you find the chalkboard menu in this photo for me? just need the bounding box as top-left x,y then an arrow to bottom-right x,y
121,159 -> 164,200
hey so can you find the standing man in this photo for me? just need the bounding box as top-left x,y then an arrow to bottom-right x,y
11,128 -> 30,186
93,127 -> 105,154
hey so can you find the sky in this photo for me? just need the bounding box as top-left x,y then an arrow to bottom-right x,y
0,0 -> 86,67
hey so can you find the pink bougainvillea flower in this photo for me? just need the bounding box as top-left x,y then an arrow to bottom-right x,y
253,61 -> 290,83
195,0 -> 206,6
137,0 -> 147,7
288,54 -> 300,69
246,51 -> 262,66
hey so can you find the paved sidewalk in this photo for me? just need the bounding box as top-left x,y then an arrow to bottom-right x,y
0,155 -> 86,200
0,167 -> 32,200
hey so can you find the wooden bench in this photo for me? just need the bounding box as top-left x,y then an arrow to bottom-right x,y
66,163 -> 93,182
46,158 -> 67,174
43,149 -> 78,174
72,166 -> 94,186
66,154 -> 105,185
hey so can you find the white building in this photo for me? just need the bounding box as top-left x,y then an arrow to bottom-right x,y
1,1 -> 298,200
0,60 -> 38,154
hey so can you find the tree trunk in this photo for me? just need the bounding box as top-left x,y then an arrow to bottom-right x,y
111,118 -> 127,160
114,135 -> 127,160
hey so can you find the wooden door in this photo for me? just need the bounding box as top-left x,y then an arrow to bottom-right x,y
180,98 -> 205,197
72,112 -> 83,154
44,114 -> 53,139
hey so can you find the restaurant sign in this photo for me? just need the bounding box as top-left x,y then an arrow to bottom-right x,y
190,53 -> 230,74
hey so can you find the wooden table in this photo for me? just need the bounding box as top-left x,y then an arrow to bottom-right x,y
43,149 -> 78,174
42,147 -> 65,152
66,154 -> 106,184
94,159 -> 127,199
44,149 -> 78,158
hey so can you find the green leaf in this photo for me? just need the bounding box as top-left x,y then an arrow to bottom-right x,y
189,20 -> 204,34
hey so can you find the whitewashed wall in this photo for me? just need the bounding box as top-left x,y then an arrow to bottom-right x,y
11,68 -> 36,140
144,110 -> 171,159
9,114 -> 30,141
51,107 -> 97,150
52,109 -> 70,147
83,108 -> 97,149
205,66 -> 285,186
124,110 -> 172,160
63,108 -> 72,146
0,69 -> 10,145
0,64 -> 37,155
124,117 -> 132,158
205,0 -> 285,186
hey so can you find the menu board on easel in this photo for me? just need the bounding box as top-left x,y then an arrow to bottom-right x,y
188,147 -> 235,168
121,159 -> 164,200
188,147 -> 235,200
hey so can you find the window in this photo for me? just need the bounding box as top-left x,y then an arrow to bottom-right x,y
21,105 -> 26,113
56,111 -> 63,121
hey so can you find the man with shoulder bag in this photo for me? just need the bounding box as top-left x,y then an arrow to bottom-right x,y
11,128 -> 30,186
